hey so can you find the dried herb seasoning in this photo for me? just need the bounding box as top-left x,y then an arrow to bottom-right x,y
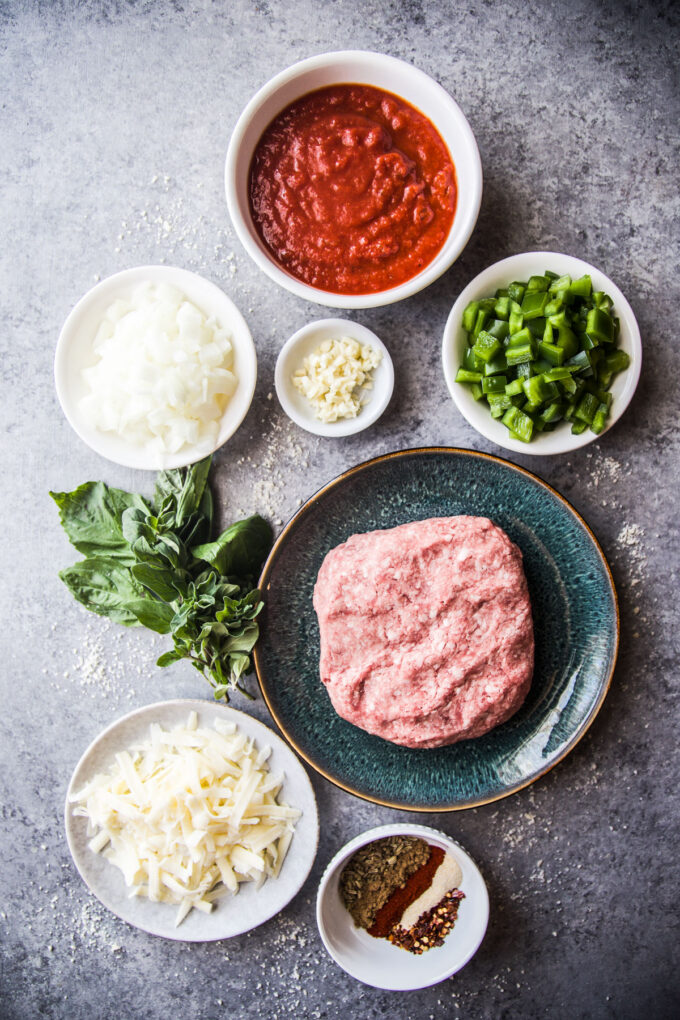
339,836 -> 429,931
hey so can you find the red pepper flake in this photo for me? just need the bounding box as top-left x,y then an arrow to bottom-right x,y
387,889 -> 465,955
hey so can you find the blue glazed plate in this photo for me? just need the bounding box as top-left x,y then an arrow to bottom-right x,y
254,448 -> 619,811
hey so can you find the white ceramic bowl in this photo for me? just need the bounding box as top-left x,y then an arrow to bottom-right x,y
316,824 -> 489,990
54,266 -> 257,470
275,318 -> 394,437
225,51 -> 482,309
65,699 -> 319,941
442,252 -> 642,456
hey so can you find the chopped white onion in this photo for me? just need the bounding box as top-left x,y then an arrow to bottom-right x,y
80,282 -> 238,455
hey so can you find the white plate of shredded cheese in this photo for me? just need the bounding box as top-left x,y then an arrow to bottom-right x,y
65,700 -> 318,941
275,319 -> 394,437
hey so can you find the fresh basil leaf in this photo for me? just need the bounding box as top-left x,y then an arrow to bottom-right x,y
156,649 -> 186,668
131,562 -> 181,603
58,558 -> 147,625
121,507 -> 157,547
199,485 -> 213,528
127,599 -> 175,634
192,515 -> 273,579
180,509 -> 211,551
154,457 -> 212,526
50,483 -> 147,564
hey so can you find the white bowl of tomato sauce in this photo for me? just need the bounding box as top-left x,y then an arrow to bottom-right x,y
225,51 -> 482,310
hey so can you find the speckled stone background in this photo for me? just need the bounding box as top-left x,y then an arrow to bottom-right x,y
1,1 -> 678,1018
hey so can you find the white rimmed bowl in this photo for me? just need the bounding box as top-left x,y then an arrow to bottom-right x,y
65,699 -> 319,942
316,824 -> 489,990
275,318 -> 394,437
225,50 -> 482,309
54,266 -> 257,470
442,252 -> 642,456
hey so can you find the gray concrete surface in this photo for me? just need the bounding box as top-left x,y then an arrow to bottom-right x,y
1,1 -> 679,1018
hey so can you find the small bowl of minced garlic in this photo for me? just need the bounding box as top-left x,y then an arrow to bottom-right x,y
316,823 -> 489,990
274,318 -> 394,437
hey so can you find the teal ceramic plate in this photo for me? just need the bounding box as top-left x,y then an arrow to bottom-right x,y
254,448 -> 619,810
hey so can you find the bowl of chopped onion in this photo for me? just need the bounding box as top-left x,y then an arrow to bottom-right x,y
274,318 -> 394,437
54,266 -> 257,470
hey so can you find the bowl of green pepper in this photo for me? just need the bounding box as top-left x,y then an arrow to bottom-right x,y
442,252 -> 641,455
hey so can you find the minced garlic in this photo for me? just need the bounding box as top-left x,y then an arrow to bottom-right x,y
292,336 -> 382,423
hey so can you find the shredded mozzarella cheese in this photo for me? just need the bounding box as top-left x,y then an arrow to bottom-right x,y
292,336 -> 382,423
69,713 -> 301,926
80,282 -> 238,456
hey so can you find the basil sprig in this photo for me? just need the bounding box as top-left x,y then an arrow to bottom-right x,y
50,457 -> 273,701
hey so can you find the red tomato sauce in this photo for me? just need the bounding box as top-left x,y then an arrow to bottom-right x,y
248,84 -> 457,295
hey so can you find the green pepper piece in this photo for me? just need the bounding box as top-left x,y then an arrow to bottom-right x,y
507,326 -> 533,348
538,341 -> 566,366
543,366 -> 573,381
494,296 -> 511,320
479,298 -> 496,313
549,274 -> 571,293
507,282 -> 526,303
544,297 -> 564,317
471,308 -> 488,340
467,381 -> 484,401
463,347 -> 482,371
522,375 -> 548,406
604,350 -> 630,375
571,420 -> 588,435
544,270 -> 559,280
505,377 -> 525,396
486,318 -> 510,341
515,361 -> 532,379
553,326 -> 579,364
505,343 -> 535,366
455,368 -> 483,384
566,349 -> 592,373
558,375 -> 578,396
593,291 -> 613,311
495,287 -> 509,298
591,402 -> 610,434
509,309 -> 524,335
541,380 -> 560,402
487,393 -> 513,418
530,357 -> 551,374
462,301 -> 479,333
512,409 -> 534,442
484,351 -> 508,375
482,375 -> 507,394
521,290 -> 549,320
584,382 -> 613,408
473,330 -> 501,363
586,307 -> 614,344
526,275 -> 551,293
574,391 -> 599,424
548,310 -> 568,328
527,317 -> 546,338
568,275 -> 592,298
539,401 -> 566,423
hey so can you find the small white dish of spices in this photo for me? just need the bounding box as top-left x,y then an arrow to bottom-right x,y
316,823 -> 488,990
274,318 -> 394,437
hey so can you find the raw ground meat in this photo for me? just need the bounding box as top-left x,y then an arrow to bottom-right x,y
313,516 -> 534,748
